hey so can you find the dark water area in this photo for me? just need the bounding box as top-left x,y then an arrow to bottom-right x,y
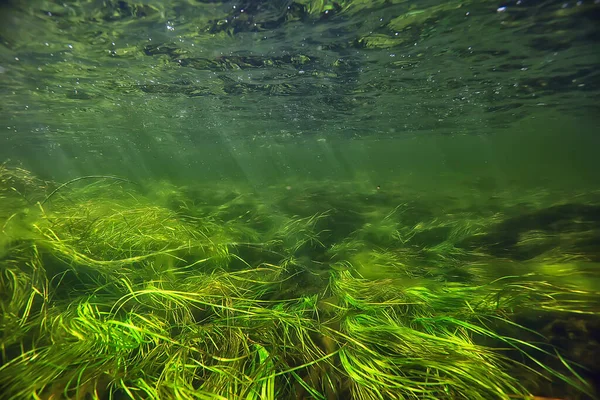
0,1 -> 599,399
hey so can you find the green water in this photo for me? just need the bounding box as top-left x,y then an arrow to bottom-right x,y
0,1 -> 599,399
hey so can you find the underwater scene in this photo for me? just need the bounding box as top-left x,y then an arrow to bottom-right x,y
1,1 -> 599,399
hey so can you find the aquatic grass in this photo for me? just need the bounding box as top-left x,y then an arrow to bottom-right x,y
330,269 -> 422,309
0,244 -> 51,359
1,290 -> 273,399
325,296 -> 526,399
0,163 -> 48,208
414,314 -> 596,398
327,269 -> 597,399
34,200 -> 206,258
464,275 -> 600,317
0,300 -> 159,399
30,188 -> 285,278
154,326 -> 247,398
3,251 -> 596,400
1,168 -> 599,399
347,248 -> 417,281
269,211 -> 330,254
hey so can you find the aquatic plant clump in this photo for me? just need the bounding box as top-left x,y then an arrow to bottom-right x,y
0,167 -> 599,399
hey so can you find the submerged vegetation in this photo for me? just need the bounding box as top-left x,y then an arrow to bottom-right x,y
1,0 -> 598,399
0,163 -> 599,400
